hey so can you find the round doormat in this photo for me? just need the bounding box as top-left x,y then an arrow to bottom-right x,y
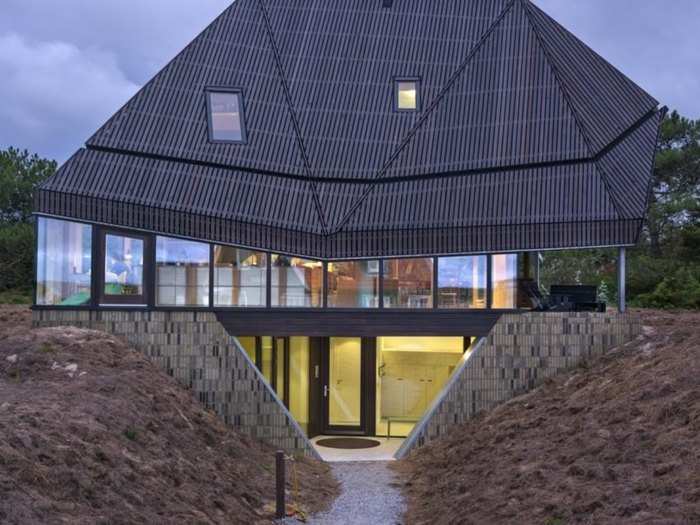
316,438 -> 382,450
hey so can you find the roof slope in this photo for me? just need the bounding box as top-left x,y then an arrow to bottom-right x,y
38,0 -> 662,259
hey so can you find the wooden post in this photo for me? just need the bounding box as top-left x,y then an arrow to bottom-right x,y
276,451 -> 285,519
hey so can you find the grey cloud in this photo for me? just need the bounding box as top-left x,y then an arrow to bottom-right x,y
0,0 -> 697,163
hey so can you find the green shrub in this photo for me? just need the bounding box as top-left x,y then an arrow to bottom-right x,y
632,265 -> 700,309
0,223 -> 35,294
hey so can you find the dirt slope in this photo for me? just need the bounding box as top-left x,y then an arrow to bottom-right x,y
0,306 -> 337,525
397,310 -> 700,525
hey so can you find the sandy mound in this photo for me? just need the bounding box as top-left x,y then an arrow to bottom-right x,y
0,306 -> 337,524
397,310 -> 700,525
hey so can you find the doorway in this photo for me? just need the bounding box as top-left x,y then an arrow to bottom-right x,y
309,337 -> 376,437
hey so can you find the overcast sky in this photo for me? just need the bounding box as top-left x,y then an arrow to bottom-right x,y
1,0 -> 698,163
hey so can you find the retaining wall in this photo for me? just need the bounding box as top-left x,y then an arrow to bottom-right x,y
397,312 -> 642,458
32,309 -> 316,457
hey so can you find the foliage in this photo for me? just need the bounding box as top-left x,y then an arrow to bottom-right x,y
541,110 -> 700,310
0,148 -> 55,302
632,265 -> 700,310
0,222 -> 35,296
0,148 -> 56,224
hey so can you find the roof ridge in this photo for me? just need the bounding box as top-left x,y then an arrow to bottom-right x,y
327,0 -> 518,235
518,0 -> 624,219
519,0 -> 596,158
256,0 -> 329,234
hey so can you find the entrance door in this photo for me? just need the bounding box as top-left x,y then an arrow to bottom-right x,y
321,337 -> 375,435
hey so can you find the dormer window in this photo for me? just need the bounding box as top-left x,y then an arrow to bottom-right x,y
395,78 -> 420,112
206,89 -> 247,143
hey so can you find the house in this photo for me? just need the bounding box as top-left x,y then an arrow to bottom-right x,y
33,0 -> 661,446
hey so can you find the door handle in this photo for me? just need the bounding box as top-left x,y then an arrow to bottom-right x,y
324,385 -> 329,398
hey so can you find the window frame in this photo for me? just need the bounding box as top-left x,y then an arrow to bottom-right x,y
270,254 -> 324,308
326,259 -> 381,308
205,87 -> 248,144
212,245 -> 269,308
382,256 -> 435,309
98,228 -> 150,306
155,235 -> 212,308
393,77 -> 421,112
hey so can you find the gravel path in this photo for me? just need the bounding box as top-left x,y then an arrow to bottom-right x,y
284,462 -> 406,525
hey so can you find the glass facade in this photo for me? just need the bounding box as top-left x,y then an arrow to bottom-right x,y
376,336 -> 464,437
237,336 -> 257,363
103,233 -> 145,301
492,253 -> 518,309
213,246 -> 266,307
438,256 -> 487,309
329,337 -> 362,427
327,260 -> 380,308
383,258 -> 434,308
36,218 -> 92,306
271,255 -> 323,307
35,221 -> 528,312
288,337 -> 310,433
156,237 -> 210,306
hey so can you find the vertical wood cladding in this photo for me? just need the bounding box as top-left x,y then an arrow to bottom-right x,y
36,0 -> 661,259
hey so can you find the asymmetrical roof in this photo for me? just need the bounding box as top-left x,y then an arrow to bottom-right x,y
38,0 -> 662,259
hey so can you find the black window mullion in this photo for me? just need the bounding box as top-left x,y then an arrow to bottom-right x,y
432,256 -> 439,308
90,225 -> 101,308
487,254 -> 493,309
379,259 -> 385,309
323,262 -> 329,309
209,244 -> 215,309
146,234 -> 156,309
266,253 -> 272,308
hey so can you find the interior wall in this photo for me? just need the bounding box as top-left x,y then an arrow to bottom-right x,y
376,336 -> 466,437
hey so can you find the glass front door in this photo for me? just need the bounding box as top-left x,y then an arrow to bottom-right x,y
323,337 -> 368,434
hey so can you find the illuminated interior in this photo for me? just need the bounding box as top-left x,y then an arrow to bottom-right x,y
235,334 -> 475,440
397,80 -> 418,110
376,337 -> 467,437
328,337 -> 362,427
492,253 -> 518,308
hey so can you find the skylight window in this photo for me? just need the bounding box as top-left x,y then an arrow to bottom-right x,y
395,79 -> 420,111
206,89 -> 247,143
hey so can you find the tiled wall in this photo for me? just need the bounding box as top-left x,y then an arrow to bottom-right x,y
397,312 -> 642,458
32,310 -> 317,457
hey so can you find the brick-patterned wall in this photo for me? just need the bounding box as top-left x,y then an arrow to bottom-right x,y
32,310 -> 317,458
397,312 -> 642,458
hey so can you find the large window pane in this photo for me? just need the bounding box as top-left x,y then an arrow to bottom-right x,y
260,336 -> 273,385
271,255 -> 323,308
36,218 -> 92,306
329,337 -> 362,427
438,256 -> 487,309
213,246 -> 267,307
383,258 -> 434,308
492,254 -> 518,308
376,337 -> 465,437
327,260 -> 379,308
288,337 -> 310,433
156,237 -> 210,306
237,336 -> 257,364
104,234 -> 144,300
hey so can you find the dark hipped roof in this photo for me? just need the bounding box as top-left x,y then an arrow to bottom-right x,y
38,0 -> 662,259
